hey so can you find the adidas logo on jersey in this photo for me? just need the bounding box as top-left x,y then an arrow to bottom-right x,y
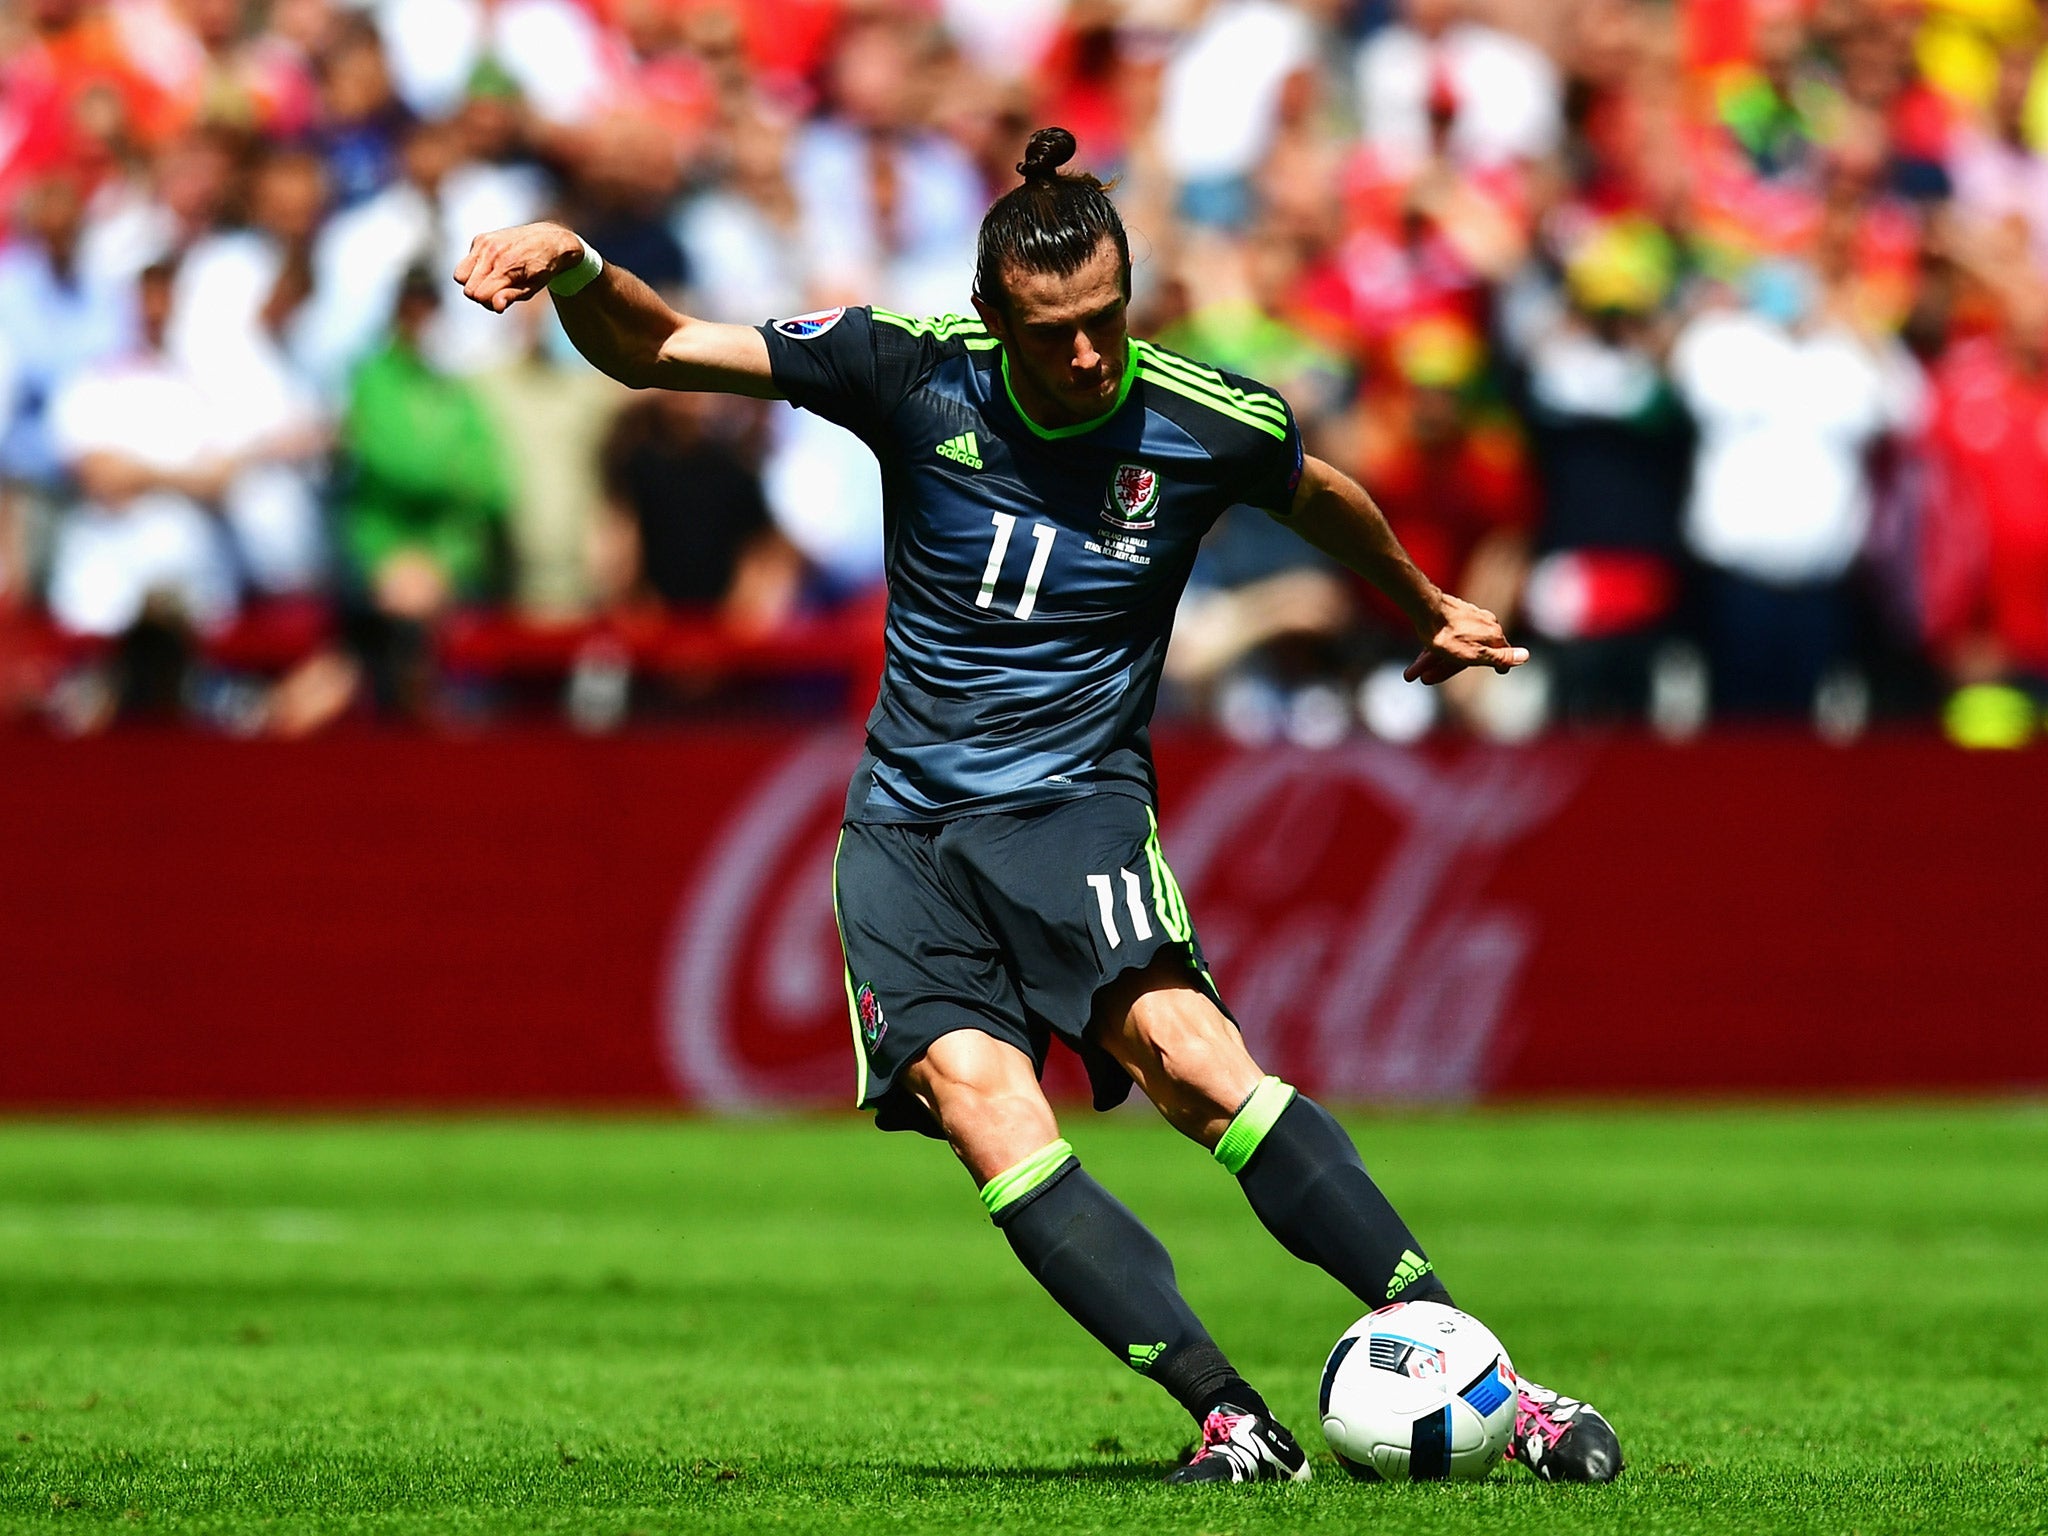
935,431 -> 983,469
1386,1249 -> 1435,1297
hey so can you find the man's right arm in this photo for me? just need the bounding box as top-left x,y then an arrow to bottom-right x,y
454,222 -> 780,398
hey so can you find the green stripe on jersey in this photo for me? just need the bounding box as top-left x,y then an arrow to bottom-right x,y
872,309 -> 992,341
1132,341 -> 1287,424
980,1139 -> 1078,1218
1135,366 -> 1288,439
1133,342 -> 1287,417
1214,1077 -> 1298,1174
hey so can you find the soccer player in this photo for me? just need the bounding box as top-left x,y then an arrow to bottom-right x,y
456,127 -> 1622,1487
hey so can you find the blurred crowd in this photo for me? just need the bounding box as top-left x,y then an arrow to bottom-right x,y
3,0 -> 2048,744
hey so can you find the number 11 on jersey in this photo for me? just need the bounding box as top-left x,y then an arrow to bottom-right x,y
976,512 -> 1057,619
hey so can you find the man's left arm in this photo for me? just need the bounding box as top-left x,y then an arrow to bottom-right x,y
1285,454 -> 1529,685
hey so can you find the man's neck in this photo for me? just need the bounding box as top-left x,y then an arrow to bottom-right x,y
1002,340 -> 1132,432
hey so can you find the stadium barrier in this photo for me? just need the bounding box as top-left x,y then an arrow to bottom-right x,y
3,729 -> 2044,1108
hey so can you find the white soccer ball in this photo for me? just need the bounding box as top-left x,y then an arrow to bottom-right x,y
1319,1300 -> 1517,1482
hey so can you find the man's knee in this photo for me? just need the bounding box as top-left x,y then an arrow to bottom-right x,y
905,1030 -> 1058,1184
1105,969 -> 1262,1145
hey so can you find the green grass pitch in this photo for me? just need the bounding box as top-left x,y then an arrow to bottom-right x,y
2,1105 -> 2044,1533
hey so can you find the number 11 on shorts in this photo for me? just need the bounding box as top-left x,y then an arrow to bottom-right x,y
1087,870 -> 1154,948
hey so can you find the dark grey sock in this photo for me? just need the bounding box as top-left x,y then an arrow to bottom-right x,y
1232,1090 -> 1455,1310
993,1156 -> 1268,1422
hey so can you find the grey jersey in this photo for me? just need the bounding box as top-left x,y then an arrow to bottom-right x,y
758,305 -> 1304,823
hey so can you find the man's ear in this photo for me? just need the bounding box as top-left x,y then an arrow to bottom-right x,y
971,291 -> 1007,342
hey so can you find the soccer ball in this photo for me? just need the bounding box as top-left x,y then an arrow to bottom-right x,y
1318,1300 -> 1517,1482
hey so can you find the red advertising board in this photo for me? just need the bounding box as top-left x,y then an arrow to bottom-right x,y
2,729 -> 2044,1108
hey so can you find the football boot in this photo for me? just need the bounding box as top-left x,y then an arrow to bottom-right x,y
1504,1377 -> 1624,1483
1164,1405 -> 1314,1485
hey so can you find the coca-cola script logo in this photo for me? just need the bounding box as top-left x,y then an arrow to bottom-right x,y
661,732 -> 1584,1107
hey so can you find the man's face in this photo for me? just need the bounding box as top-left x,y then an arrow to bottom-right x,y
975,237 -> 1130,425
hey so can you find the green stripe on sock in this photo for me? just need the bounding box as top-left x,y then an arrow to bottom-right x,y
980,1139 -> 1077,1218
1213,1078 -> 1297,1174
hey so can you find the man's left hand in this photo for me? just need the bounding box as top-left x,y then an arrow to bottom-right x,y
1404,594 -> 1529,685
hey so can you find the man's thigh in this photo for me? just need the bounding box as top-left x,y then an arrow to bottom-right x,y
943,794 -> 1230,1109
833,821 -> 1042,1137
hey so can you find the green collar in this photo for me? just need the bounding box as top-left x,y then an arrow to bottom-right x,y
1000,343 -> 1138,440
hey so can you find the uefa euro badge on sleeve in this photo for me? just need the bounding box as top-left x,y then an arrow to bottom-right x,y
773,307 -> 848,340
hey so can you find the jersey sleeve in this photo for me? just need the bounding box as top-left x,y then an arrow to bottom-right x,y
1226,380 -> 1307,518
756,305 -> 944,442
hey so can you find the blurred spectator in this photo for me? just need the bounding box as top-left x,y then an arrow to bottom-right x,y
337,267 -> 509,715
473,299 -> 624,619
44,259 -> 238,638
373,0 -> 613,127
941,0 -> 1068,86
789,14 -> 982,312
1161,230 -> 1358,740
1158,0 -> 1318,229
1670,259 -> 1922,717
1949,46 -> 2048,270
675,106 -> 813,321
1352,311 -> 1535,734
167,146 -> 332,597
1357,0 -> 1563,176
114,0 -> 319,140
1703,0 -> 1824,181
759,403 -> 886,599
0,171 -> 136,493
297,111 -> 545,394
311,14 -> 413,208
596,389 -> 800,631
1501,215 -> 1692,722
1920,232 -> 2048,740
79,125 -> 242,286
567,112 -> 689,300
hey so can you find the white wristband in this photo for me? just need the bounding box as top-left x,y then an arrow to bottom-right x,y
548,240 -> 604,298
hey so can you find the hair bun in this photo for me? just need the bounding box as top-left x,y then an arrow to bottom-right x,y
1017,126 -> 1078,183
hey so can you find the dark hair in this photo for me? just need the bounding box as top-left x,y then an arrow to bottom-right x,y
972,127 -> 1130,311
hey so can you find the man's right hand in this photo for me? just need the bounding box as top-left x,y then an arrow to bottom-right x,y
454,223 -> 585,313
453,222 -> 779,397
